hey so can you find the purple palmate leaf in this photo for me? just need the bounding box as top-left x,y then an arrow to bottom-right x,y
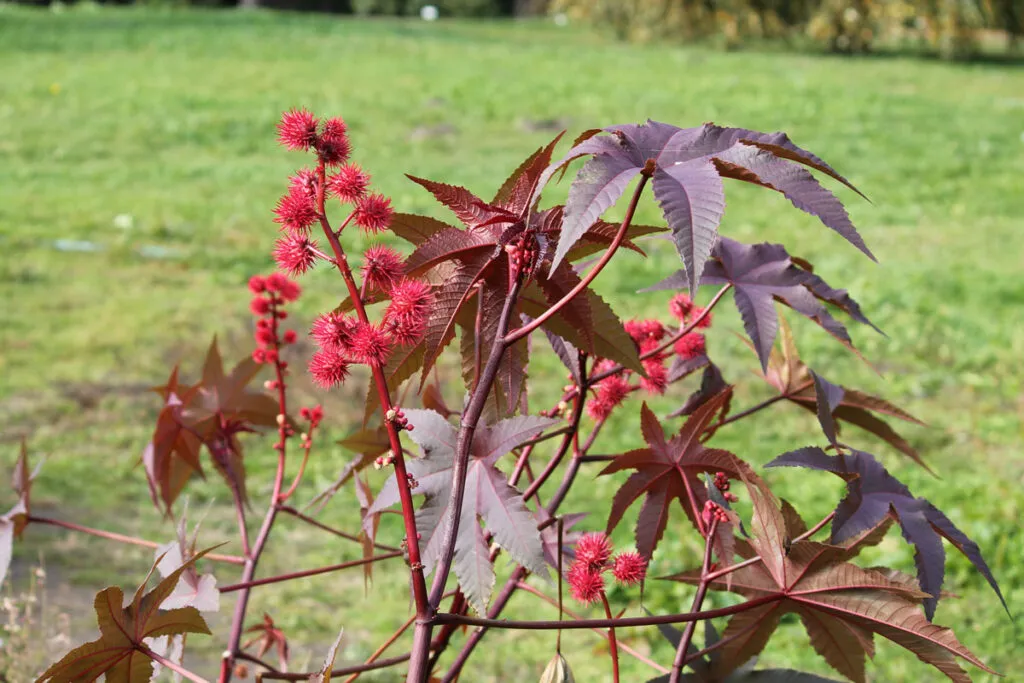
810,370 -> 845,446
767,447 -> 1007,620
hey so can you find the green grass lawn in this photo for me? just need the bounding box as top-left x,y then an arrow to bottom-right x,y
1,5 -> 1022,681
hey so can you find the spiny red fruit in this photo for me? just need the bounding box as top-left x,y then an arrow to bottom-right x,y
274,186 -> 318,235
328,164 -> 371,203
316,117 -> 351,166
274,235 -> 319,276
575,532 -> 612,570
311,312 -> 357,353
309,350 -> 350,389
640,359 -> 668,395
353,193 -> 393,233
612,552 -> 647,586
288,168 -> 318,195
388,279 -> 432,319
674,333 -> 706,360
350,322 -> 392,366
586,372 -> 631,421
690,306 -> 713,329
625,319 -> 666,344
362,245 -> 405,292
669,293 -> 693,321
567,562 -> 605,606
277,108 -> 319,151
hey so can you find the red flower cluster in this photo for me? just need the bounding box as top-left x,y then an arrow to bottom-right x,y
566,532 -> 647,606
702,500 -> 730,526
248,274 -> 301,365
674,332 -> 706,360
714,471 -> 739,503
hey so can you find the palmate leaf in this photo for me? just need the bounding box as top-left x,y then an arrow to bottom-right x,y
664,486 -> 994,683
536,120 -> 871,294
766,447 -> 1007,621
368,410 -> 555,613
759,317 -> 928,469
600,392 -> 754,559
647,620 -> 842,682
37,548 -> 214,683
243,613 -> 290,672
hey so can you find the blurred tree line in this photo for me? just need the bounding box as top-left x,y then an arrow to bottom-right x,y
549,0 -> 1023,59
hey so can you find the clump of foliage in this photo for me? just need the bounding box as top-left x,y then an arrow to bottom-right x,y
6,110 -> 1007,683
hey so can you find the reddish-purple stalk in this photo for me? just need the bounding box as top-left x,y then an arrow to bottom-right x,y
221,297 -> 293,682
515,581 -> 669,674
218,551 -> 401,592
431,592 -> 784,631
26,516 -> 245,565
503,171 -> 652,345
703,379 -> 815,439
278,504 -> 400,553
600,591 -> 621,683
669,517 -> 719,683
312,161 -> 431,628
140,643 -> 211,683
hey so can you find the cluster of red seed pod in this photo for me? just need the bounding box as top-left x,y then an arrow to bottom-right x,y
713,471 -> 739,503
248,274 -> 301,366
270,109 -> 436,391
566,532 -> 647,606
584,293 -> 715,422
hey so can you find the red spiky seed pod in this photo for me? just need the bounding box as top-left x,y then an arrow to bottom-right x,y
310,312 -> 357,354
316,117 -> 351,166
362,245 -> 405,293
612,552 -> 647,586
350,322 -> 392,366
640,358 -> 668,395
277,108 -> 319,151
273,186 -> 318,236
273,234 -> 320,276
567,561 -> 605,606
353,193 -> 393,233
674,333 -> 706,360
669,293 -> 693,321
586,373 -> 631,421
308,349 -> 350,389
690,306 -> 713,329
575,532 -> 613,570
327,164 -> 371,204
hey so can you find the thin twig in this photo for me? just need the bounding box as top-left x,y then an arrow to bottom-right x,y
27,516 -> 245,565
278,505 -> 399,553
219,552 -> 402,592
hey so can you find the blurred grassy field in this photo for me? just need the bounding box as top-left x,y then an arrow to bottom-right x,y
1,5 -> 1022,681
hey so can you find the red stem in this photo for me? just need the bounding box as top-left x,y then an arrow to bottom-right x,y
600,591 -> 621,683
514,582 -> 669,674
278,505 -> 400,553
27,516 -> 245,565
140,644 -> 210,683
430,593 -> 783,631
218,551 -> 401,592
221,297 -> 292,681
313,163 -> 430,624
669,518 -> 718,683
503,173 -> 651,345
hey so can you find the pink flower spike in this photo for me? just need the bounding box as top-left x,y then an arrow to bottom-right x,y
277,108 -> 319,151
612,552 -> 647,586
567,561 -> 605,606
273,186 -> 319,235
353,193 -> 393,233
309,350 -> 350,389
350,322 -> 392,367
327,164 -> 371,204
311,312 -> 357,353
362,245 -> 405,293
274,234 -> 320,276
575,532 -> 613,570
